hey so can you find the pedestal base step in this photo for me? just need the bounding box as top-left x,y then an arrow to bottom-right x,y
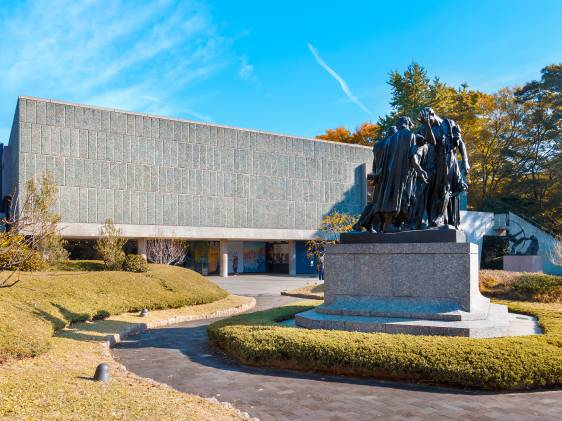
295,303 -> 510,338
318,296 -> 490,321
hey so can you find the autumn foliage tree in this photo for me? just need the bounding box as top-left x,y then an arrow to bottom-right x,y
316,123 -> 382,146
316,62 -> 561,234
306,211 -> 357,260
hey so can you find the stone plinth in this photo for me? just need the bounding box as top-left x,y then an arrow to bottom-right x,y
503,255 -> 543,273
340,228 -> 466,244
295,240 -> 510,338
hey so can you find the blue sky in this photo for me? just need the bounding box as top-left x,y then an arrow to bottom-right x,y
0,0 -> 561,143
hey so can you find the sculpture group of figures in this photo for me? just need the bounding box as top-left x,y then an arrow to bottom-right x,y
353,107 -> 470,233
508,229 -> 540,256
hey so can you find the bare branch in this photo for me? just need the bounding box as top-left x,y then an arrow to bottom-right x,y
146,239 -> 188,265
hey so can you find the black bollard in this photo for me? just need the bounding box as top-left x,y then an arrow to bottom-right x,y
93,363 -> 110,382
140,308 -> 149,317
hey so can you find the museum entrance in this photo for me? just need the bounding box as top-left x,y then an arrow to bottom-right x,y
266,241 -> 289,273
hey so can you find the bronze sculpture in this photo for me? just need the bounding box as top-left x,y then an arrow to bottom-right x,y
418,107 -> 469,229
352,126 -> 397,232
354,107 -> 470,233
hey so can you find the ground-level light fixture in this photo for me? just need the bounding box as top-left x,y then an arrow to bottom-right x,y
93,363 -> 110,382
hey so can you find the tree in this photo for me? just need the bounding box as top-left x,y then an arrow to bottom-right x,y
306,211 -> 356,260
316,62 -> 561,234
1,173 -> 68,285
96,219 -> 126,270
316,126 -> 353,143
316,123 -> 382,146
378,62 -> 432,130
351,122 -> 383,145
511,64 -> 561,230
8,173 -> 67,261
146,239 -> 188,265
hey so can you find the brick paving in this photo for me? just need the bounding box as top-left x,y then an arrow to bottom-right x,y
112,275 -> 562,421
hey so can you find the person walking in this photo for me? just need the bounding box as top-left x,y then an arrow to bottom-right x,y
318,254 -> 324,281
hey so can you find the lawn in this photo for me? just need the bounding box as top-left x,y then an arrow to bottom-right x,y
0,262 -> 227,363
0,295 -> 253,419
0,262 -> 253,419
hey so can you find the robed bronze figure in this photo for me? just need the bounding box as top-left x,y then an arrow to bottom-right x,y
354,107 -> 470,233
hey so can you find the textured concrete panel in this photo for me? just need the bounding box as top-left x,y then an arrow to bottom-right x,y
9,97 -> 372,234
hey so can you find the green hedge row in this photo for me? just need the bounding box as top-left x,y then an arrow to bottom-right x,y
208,300 -> 562,390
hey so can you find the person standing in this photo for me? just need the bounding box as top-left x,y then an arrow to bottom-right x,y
318,254 -> 325,281
232,255 -> 239,275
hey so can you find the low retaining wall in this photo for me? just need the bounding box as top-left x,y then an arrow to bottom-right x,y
103,297 -> 256,349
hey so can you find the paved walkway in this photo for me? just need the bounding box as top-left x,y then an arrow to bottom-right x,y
113,275 -> 562,420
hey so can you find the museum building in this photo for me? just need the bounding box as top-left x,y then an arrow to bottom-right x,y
1,96 -> 373,276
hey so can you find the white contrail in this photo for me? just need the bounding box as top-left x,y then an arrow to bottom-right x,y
307,43 -> 371,115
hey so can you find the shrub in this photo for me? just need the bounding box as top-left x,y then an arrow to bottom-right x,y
512,274 -> 562,302
123,254 -> 149,273
0,234 -> 46,272
146,238 -> 188,265
480,270 -> 562,302
209,300 -> 562,390
96,219 -> 126,270
40,233 -> 69,265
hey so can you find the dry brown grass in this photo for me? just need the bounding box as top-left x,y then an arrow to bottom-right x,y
0,295 -> 253,420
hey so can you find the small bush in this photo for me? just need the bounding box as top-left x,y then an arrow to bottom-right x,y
40,234 -> 69,265
0,234 -> 46,272
96,219 -> 126,270
123,254 -> 149,273
512,274 -> 562,302
480,270 -> 562,302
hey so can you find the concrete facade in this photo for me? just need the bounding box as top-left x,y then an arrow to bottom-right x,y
2,97 -> 372,241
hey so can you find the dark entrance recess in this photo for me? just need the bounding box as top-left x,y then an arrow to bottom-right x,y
266,241 -> 289,273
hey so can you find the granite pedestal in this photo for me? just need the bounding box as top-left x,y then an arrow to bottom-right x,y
295,231 -> 510,338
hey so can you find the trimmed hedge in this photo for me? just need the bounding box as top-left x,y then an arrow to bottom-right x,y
0,263 -> 227,363
122,254 -> 149,272
208,300 -> 562,390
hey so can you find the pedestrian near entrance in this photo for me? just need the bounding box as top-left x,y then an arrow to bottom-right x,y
318,254 -> 324,281
232,255 -> 239,275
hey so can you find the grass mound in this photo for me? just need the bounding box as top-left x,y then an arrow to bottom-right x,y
481,270 -> 562,302
209,300 -> 562,390
0,295 -> 250,419
0,263 -> 227,363
282,283 -> 324,299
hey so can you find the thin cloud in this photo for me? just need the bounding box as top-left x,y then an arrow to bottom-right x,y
238,55 -> 254,81
0,0 -> 229,140
307,42 -> 371,115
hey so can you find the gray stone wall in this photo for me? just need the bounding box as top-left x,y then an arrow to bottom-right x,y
10,97 -> 371,232
2,102 -> 20,203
